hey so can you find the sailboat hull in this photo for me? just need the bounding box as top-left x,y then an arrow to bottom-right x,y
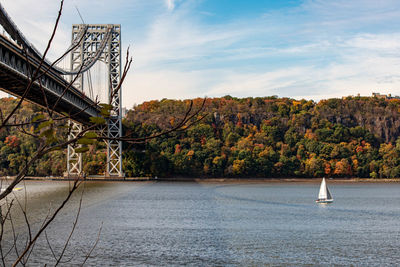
316,199 -> 333,204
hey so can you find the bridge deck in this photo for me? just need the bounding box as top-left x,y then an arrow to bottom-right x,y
0,35 -> 100,125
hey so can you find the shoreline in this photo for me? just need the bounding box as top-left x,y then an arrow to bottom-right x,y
168,177 -> 400,184
2,176 -> 400,183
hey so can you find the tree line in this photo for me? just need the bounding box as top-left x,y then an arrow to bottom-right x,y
2,95 -> 400,178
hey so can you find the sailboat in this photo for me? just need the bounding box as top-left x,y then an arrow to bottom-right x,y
316,177 -> 333,203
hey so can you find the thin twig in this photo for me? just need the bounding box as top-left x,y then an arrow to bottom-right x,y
0,199 -> 14,265
0,0 -> 65,130
12,179 -> 82,267
99,98 -> 207,143
44,231 -> 57,262
80,223 -> 103,266
54,182 -> 85,266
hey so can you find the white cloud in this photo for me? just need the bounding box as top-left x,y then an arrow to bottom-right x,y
343,34 -> 400,52
166,0 -> 175,11
2,0 -> 400,107
121,0 -> 400,105
125,69 -> 210,107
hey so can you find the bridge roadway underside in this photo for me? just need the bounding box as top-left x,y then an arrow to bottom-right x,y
0,67 -> 97,125
0,36 -> 100,125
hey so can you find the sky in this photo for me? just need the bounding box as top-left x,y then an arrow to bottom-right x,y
1,0 -> 400,108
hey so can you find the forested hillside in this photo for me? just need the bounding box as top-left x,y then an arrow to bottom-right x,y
2,95 -> 400,178
124,96 -> 400,178
0,98 -> 105,177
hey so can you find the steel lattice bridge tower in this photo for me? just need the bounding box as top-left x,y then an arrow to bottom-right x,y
0,3 -> 124,178
67,24 -> 123,177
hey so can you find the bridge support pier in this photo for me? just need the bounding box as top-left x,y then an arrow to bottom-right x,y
65,24 -> 124,178
105,25 -> 123,177
105,117 -> 123,177
66,121 -> 82,177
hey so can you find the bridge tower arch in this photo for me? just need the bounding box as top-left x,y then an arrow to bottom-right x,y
67,24 -> 123,177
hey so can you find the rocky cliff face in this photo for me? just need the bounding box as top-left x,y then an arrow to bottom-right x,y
315,98 -> 400,142
127,97 -> 400,143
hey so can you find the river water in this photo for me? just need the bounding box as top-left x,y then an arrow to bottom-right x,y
3,180 -> 400,266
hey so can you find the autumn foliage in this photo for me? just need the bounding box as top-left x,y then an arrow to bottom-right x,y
3,95 -> 400,178
123,95 -> 400,178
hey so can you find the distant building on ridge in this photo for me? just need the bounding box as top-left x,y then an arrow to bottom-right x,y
343,92 -> 400,99
372,92 -> 400,99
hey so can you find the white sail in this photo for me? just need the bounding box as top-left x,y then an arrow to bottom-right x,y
326,186 -> 332,200
318,178 -> 328,199
316,178 -> 333,203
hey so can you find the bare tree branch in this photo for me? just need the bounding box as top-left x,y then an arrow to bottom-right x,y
109,47 -> 133,103
54,183 -> 85,266
0,0 -> 65,130
80,223 -> 103,267
12,179 -> 82,267
99,98 -> 207,144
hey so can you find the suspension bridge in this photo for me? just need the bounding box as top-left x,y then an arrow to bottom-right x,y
0,4 -> 124,177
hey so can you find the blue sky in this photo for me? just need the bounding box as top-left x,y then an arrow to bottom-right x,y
2,0 -> 400,108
